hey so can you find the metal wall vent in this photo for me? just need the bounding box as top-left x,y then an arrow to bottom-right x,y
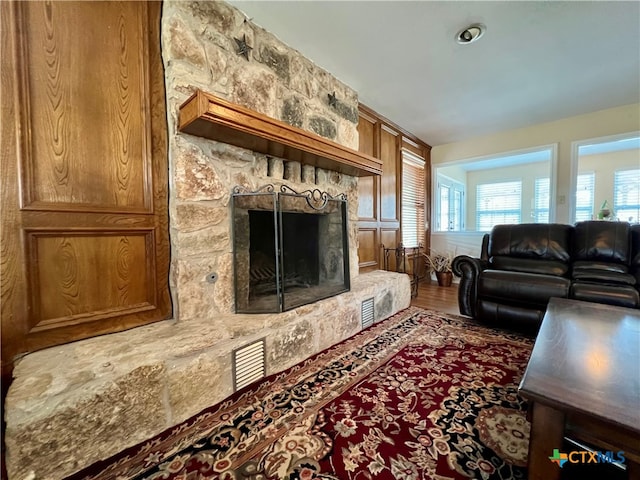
361,297 -> 375,329
232,338 -> 266,392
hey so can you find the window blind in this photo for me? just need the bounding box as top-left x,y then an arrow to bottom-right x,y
614,168 -> 640,223
476,180 -> 521,231
575,172 -> 595,222
402,151 -> 426,248
534,177 -> 550,223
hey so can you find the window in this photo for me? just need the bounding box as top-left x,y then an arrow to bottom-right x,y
401,151 -> 426,247
436,175 -> 464,231
434,145 -> 555,232
439,183 -> 449,232
476,180 -> 522,231
534,177 -> 550,223
574,172 -> 595,222
614,169 -> 640,223
573,133 -> 639,224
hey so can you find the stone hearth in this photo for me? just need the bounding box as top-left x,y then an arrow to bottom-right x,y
5,271 -> 410,479
4,2 -> 411,479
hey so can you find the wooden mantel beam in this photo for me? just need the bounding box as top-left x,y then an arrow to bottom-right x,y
178,90 -> 382,177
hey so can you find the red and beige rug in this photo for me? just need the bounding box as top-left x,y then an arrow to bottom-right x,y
69,307 -> 534,480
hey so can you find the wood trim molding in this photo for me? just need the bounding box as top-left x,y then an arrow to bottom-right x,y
179,90 -> 383,177
359,102 -> 432,153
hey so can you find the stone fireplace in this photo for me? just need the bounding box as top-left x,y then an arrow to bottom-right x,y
232,185 -> 350,313
4,2 -> 411,479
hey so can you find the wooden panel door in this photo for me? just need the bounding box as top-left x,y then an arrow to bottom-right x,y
1,1 -> 170,371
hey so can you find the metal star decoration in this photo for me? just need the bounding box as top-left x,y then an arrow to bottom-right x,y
234,34 -> 252,61
328,91 -> 337,108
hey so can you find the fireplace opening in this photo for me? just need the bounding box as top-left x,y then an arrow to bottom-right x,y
232,185 -> 350,313
249,210 -> 319,295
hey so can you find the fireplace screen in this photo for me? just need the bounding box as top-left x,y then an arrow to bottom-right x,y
232,185 -> 350,313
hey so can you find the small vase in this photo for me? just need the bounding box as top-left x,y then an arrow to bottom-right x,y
436,271 -> 453,287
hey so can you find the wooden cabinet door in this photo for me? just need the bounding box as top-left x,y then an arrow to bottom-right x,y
1,1 -> 170,371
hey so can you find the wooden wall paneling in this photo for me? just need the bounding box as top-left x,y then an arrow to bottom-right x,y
356,228 -> 378,270
356,108 -> 379,271
356,104 -> 431,274
26,231 -> 155,330
401,136 -> 424,157
356,110 -> 378,220
1,1 -> 171,368
21,1 -> 151,213
379,125 -> 400,222
1,0 -> 29,374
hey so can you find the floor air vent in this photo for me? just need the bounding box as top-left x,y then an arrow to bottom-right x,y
361,297 -> 374,329
233,339 -> 266,392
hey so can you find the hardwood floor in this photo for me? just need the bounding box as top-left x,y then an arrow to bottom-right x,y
411,278 -> 461,316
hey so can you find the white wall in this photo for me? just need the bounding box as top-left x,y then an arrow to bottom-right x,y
437,164 -> 467,183
431,103 -> 640,256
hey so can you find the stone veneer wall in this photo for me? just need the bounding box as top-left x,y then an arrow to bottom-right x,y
4,2 -> 412,479
164,0 -> 364,322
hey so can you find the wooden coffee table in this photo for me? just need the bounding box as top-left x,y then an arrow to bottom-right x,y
519,298 -> 640,480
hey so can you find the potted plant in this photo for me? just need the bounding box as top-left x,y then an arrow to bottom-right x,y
423,250 -> 454,287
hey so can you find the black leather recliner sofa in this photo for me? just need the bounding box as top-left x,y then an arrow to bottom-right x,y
452,221 -> 640,330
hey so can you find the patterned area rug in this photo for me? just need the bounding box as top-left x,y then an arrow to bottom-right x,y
69,307 -> 534,480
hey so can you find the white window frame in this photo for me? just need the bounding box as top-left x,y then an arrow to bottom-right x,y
570,131 -> 640,224
436,174 -> 465,232
614,168 -> 640,223
533,177 -> 550,223
574,172 -> 595,222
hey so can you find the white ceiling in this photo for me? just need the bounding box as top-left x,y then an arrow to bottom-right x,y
228,1 -> 640,146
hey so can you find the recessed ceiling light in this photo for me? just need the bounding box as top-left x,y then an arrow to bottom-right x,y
456,23 -> 486,45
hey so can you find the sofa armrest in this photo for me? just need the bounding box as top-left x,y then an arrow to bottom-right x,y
452,255 -> 488,317
480,233 -> 490,261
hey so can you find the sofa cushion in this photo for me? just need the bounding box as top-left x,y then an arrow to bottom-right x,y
479,270 -> 571,306
571,282 -> 639,308
572,270 -> 636,286
572,261 -> 635,285
490,257 -> 569,276
489,223 -> 572,262
573,221 -> 630,264
572,260 -> 629,274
